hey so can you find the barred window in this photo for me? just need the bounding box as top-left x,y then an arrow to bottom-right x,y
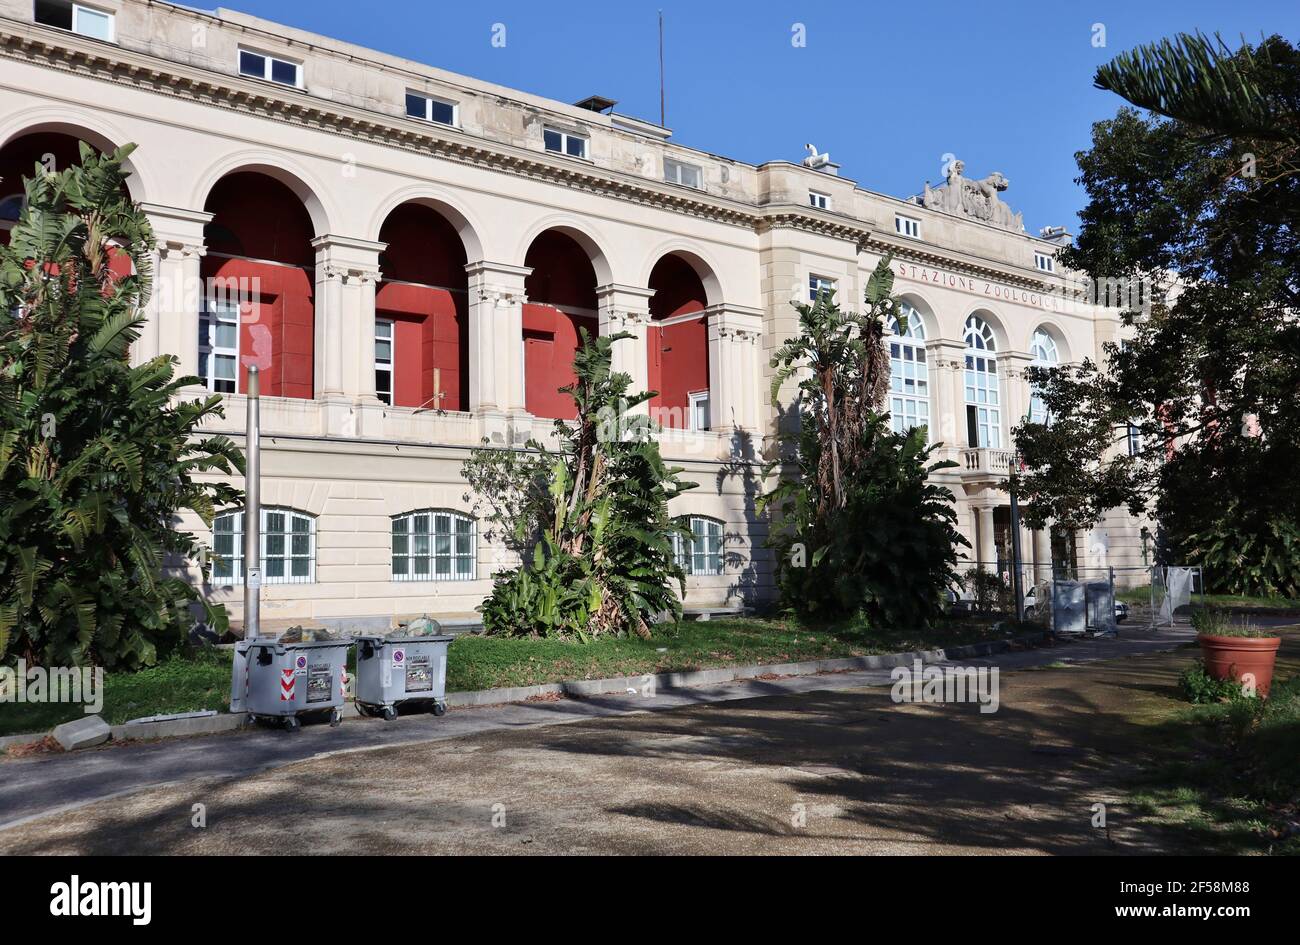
392,510 -> 475,581
211,507 -> 315,585
673,516 -> 724,576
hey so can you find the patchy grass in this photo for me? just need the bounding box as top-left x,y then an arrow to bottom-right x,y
1118,584 -> 1300,612
443,615 -> 1022,692
0,649 -> 232,738
2,616 -> 1022,740
1126,652 -> 1300,855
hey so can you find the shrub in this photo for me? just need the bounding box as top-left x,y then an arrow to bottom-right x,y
0,144 -> 242,669
1179,661 -> 1253,704
469,330 -> 694,640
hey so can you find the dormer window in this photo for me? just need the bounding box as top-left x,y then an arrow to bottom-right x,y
1034,251 -> 1055,273
808,190 -> 830,211
238,48 -> 302,88
664,158 -> 702,189
34,1 -> 114,41
895,214 -> 921,239
405,92 -> 457,126
544,128 -> 588,159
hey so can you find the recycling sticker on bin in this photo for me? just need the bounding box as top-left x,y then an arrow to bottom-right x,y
295,654 -> 308,676
392,648 -> 406,664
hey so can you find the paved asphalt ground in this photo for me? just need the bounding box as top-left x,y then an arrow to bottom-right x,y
4,623 -> 1267,854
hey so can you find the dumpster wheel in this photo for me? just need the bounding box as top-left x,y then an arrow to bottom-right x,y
382,705 -> 398,721
283,716 -> 301,733
329,707 -> 343,727
430,701 -> 447,717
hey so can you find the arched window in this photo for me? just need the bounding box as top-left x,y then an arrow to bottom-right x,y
0,193 -> 24,228
392,510 -> 476,581
1029,328 -> 1060,424
886,304 -> 929,436
212,507 -> 315,585
964,315 -> 1001,448
673,516 -> 724,576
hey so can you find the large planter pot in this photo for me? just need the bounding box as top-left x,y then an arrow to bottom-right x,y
1198,634 -> 1282,697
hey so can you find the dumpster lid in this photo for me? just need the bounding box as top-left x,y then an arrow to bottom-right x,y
355,634 -> 454,645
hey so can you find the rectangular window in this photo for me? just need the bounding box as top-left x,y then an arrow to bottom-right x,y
199,299 -> 239,394
238,48 -> 302,87
543,127 -> 588,159
808,190 -> 830,211
964,355 -> 1002,448
211,509 -> 315,586
1127,423 -> 1144,456
808,274 -> 835,302
1035,251 -> 1055,273
35,1 -> 113,41
895,215 -> 921,238
375,319 -> 393,406
405,91 -> 457,126
888,340 -> 929,437
688,390 -> 710,431
392,513 -> 475,581
664,158 -> 702,189
675,518 -> 723,576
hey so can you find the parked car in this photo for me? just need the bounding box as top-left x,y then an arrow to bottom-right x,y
1114,600 -> 1129,623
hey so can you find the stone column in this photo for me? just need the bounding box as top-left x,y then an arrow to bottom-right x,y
312,235 -> 386,436
705,304 -> 765,432
931,340 -> 967,459
465,261 -> 531,443
139,203 -> 211,381
596,284 -> 655,414
1002,350 -> 1035,446
978,505 -> 997,573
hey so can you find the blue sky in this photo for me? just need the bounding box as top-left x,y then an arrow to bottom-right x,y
228,1 -> 1299,233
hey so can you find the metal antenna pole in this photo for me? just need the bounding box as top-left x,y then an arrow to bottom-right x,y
244,365 -> 262,642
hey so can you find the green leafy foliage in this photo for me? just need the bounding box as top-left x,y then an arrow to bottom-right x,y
1179,661 -> 1255,704
0,144 -> 242,669
762,257 -> 966,629
1014,36 -> 1300,594
469,329 -> 694,640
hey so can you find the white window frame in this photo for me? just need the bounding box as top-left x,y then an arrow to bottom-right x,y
199,297 -> 240,395
1034,251 -> 1056,273
1029,328 -> 1059,425
543,127 -> 588,159
1127,423 -> 1144,457
808,273 -> 836,303
391,510 -> 476,582
238,47 -> 303,88
35,2 -> 115,42
895,214 -> 921,239
808,190 -> 830,211
211,507 -> 316,586
673,516 -> 724,576
688,390 -> 710,431
375,318 -> 394,406
964,315 -> 1002,449
886,305 -> 929,438
664,158 -> 702,189
405,91 -> 458,126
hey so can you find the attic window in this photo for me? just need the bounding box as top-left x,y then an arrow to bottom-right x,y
35,1 -> 114,42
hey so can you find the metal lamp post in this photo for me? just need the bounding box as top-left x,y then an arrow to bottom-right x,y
243,365 -> 262,641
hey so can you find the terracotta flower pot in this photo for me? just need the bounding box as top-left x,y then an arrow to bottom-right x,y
1197,633 -> 1282,698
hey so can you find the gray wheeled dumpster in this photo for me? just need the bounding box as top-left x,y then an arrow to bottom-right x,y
232,636 -> 352,731
354,628 -> 452,720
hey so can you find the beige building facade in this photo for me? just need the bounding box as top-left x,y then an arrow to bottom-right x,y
0,1 -> 1148,629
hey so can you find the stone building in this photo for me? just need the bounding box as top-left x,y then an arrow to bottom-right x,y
0,0 -> 1148,630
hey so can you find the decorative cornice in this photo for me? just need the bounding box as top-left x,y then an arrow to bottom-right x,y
867,234 -> 1090,296
0,20 -> 876,250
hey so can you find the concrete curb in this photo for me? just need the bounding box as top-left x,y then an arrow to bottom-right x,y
0,632 -> 1048,750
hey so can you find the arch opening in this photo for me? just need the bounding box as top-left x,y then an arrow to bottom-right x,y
648,253 -> 710,430
201,171 -> 318,399
522,229 -> 600,420
376,202 -> 470,411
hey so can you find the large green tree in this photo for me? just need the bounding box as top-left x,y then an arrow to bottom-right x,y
0,144 -> 242,668
762,258 -> 966,628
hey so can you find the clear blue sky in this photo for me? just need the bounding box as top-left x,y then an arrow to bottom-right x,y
227,0 -> 1299,233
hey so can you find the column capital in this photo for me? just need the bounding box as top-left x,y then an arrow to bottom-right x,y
465,261 -> 531,304
705,304 -> 763,343
140,202 -> 211,251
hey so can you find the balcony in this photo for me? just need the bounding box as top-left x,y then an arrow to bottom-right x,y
961,447 -> 1014,480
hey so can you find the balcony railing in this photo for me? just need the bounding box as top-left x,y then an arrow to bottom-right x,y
961,447 -> 1014,478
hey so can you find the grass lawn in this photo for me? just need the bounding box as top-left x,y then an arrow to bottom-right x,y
1126,652 -> 1300,854
1117,584 -> 1300,612
0,615 -> 1022,739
